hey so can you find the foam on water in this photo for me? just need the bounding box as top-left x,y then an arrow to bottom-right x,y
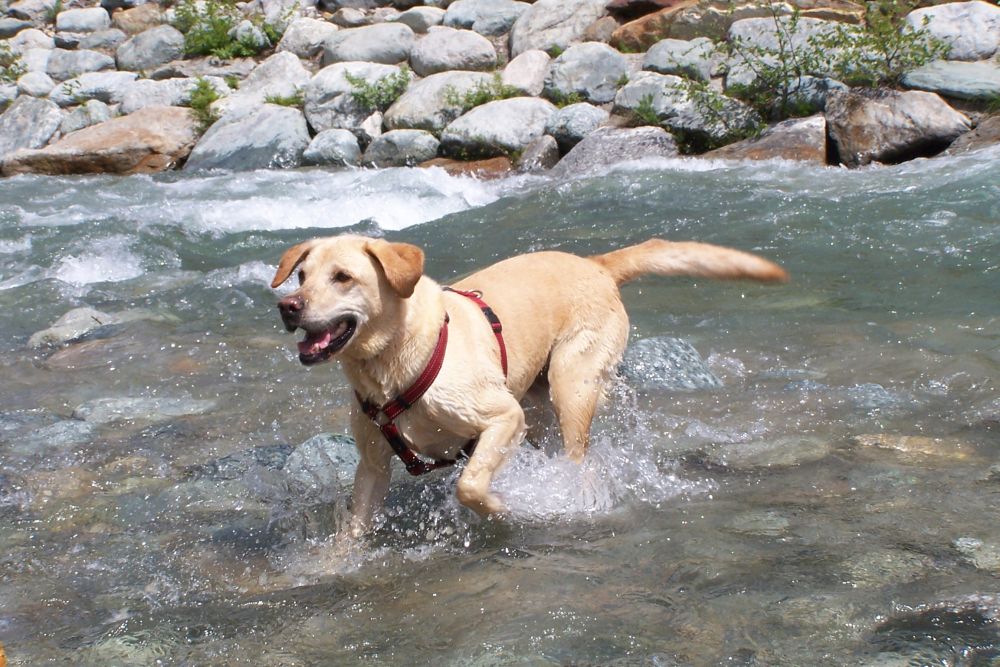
51,235 -> 145,286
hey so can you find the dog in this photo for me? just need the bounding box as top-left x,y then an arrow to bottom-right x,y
271,235 -> 787,537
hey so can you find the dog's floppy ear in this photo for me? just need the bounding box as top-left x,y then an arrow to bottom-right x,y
365,239 -> 425,298
271,240 -> 316,288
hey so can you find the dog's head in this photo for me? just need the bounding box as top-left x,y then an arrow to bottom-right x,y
270,235 -> 424,365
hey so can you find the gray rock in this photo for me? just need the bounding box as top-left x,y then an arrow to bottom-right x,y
944,114 -> 1000,156
0,96 -> 62,159
777,75 -> 848,115
826,88 -> 971,167
302,128 -> 361,166
277,17 -> 339,58
6,0 -> 59,22
327,6 -> 370,27
115,25 -> 185,72
53,32 -> 83,49
304,61 -> 405,133
7,27 -> 54,53
46,48 -> 116,82
79,28 -> 129,51
149,56 -> 256,82
185,104 -> 311,171
902,60 -> 1000,102
357,110 -> 382,146
1,85 -> 19,108
552,126 -> 679,176
259,0 -> 302,31
544,101 -> 608,151
119,76 -> 229,115
59,99 -> 113,134
184,443 -> 294,481
544,41 -> 627,104
322,23 -> 415,65
643,37 -> 714,82
729,510 -> 789,537
705,435 -> 832,470
515,133 -> 559,171
443,0 -> 529,36
621,336 -> 721,391
215,51 -> 310,116
0,18 -> 34,39
48,71 -> 138,106
20,419 -> 96,453
283,432 -> 358,501
501,48 -> 550,97
727,15 -> 841,54
703,114 -> 827,163
409,26 -> 496,77
55,7 -> 112,33
614,71 -> 761,148
509,0 -> 609,58
362,128 -> 439,166
73,396 -> 216,424
16,71 -> 55,97
18,48 -> 52,76
440,96 -> 557,158
383,69 -> 491,133
905,1 -> 1000,61
228,20 -> 270,52
953,537 -> 1000,573
393,6 -> 444,33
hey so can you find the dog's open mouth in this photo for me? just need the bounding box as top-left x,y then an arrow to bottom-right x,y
297,316 -> 357,365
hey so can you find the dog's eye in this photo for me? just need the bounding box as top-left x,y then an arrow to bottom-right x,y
332,271 -> 352,284
297,270 -> 305,285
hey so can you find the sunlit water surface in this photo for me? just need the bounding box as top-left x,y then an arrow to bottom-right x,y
1,149 -> 999,665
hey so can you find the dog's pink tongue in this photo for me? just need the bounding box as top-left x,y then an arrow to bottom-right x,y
298,330 -> 332,355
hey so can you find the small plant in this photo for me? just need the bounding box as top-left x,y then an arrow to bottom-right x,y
547,89 -> 585,108
264,88 -> 304,108
187,77 -> 221,132
444,72 -> 521,113
172,0 -> 271,59
0,41 -> 26,83
45,0 -> 63,24
634,93 -> 660,126
344,65 -> 411,112
224,74 -> 241,90
546,45 -> 565,58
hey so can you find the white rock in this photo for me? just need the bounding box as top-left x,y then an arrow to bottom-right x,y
509,0 -> 609,58
277,17 -> 338,58
905,0 -> 1000,61
55,7 -> 112,33
322,23 -> 415,65
440,96 -> 557,158
409,26 -> 496,77
302,128 -> 361,166
501,49 -> 551,97
16,70 -> 55,97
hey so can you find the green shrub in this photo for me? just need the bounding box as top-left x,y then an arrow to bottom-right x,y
172,0 -> 271,59
634,93 -> 660,126
0,41 -> 26,84
344,66 -> 411,112
444,73 -> 520,113
264,88 -> 304,108
187,77 -> 221,132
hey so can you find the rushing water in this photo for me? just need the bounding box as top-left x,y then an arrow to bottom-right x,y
1,149 -> 999,666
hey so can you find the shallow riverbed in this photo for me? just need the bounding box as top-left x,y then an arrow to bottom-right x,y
1,149 -> 999,665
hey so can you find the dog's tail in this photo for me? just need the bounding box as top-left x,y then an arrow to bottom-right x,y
590,239 -> 788,286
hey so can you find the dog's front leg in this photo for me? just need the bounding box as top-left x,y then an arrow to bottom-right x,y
455,397 -> 525,517
346,416 -> 393,539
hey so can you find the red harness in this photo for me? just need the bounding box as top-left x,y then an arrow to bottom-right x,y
356,288 -> 508,476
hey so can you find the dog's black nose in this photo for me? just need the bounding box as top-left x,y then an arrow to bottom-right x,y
278,295 -> 304,330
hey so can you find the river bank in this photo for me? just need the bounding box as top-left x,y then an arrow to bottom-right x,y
1,0 -> 999,177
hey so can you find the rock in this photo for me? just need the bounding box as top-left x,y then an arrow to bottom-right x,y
842,549 -> 934,589
15,419 -> 97,456
443,0 -> 529,36
544,102 -> 608,151
501,49 -> 550,97
583,15 -> 619,43
56,7 -> 112,33
228,20 -> 270,52
509,0 -> 610,57
148,56 -> 256,82
112,4 -> 163,35
100,0 -> 147,12
621,336 -> 721,391
328,7 -> 370,28
394,6 -> 444,33
420,155 -> 513,178
7,27 -> 54,53
1,84 -> 17,108
905,1 -> 1000,62
609,0 -> 699,53
515,133 -> 559,171
826,89 -> 971,167
409,26 -> 497,77
851,433 -> 970,461
902,60 -> 1000,102
283,432 -> 358,501
729,510 -> 789,537
728,14 -> 840,52
53,32 -> 83,49
614,71 -> 761,150
543,41 -> 628,105
0,18 -> 34,39
59,99 -> 113,134
16,71 -> 55,97
48,71 -> 138,106
184,104 -> 311,171
79,29 -> 129,51
304,61 -> 405,134
440,96 -> 557,158
643,36 -> 714,81
383,69 -> 490,133
768,75 -> 848,115
72,396 -> 216,424
6,0 -> 59,22
302,128 -> 361,166
362,128 -> 439,166
46,49 -> 116,82
1,105 -> 197,176
953,537 -> 1000,573
944,115 -> 1000,156
115,25 -> 185,72
551,126 -> 679,176
357,109 -> 382,146
322,23 -> 415,65
19,48 -> 53,76
277,17 -> 339,58
607,0 -> 684,22
119,76 -> 229,115
260,0 -> 301,31
703,114 -> 827,163
706,435 -> 832,470
215,51 -> 310,116
27,306 -> 115,347
0,96 -> 62,160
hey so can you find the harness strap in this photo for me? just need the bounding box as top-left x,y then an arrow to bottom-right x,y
357,287 -> 508,476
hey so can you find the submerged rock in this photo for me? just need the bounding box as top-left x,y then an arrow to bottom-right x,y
28,306 -> 115,347
953,537 -> 1000,573
551,125 -> 679,176
705,435 -> 833,470
73,396 -> 216,424
184,443 -> 294,481
440,96 -> 557,158
283,432 -> 358,501
621,336 -> 722,391
185,104 -> 311,171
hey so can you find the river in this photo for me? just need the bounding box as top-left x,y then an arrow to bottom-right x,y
1,149 -> 999,665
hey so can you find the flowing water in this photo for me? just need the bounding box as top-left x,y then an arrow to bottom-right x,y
1,149 -> 999,666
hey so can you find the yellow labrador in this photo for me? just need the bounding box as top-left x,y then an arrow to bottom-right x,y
271,235 -> 787,537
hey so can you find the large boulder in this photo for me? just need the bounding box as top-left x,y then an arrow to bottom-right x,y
409,26 -> 497,77
45,48 -> 116,82
943,115 -> 1000,156
55,7 -> 112,33
362,129 -> 440,167
302,128 -> 362,166
0,96 -> 62,160
115,25 -> 185,72
48,71 -> 138,106
119,76 -> 230,115
443,0 -> 530,36
1,106 -> 197,175
384,69 -> 491,133
184,104 -> 311,171
501,49 -> 551,96
902,60 -> 1000,102
825,89 -> 971,167
609,0 -> 699,52
544,102 -> 609,152
215,51 -> 311,116
304,61 -> 406,133
905,1 -> 1000,62
322,23 -> 415,65
703,114 -> 827,163
643,36 -> 715,81
543,42 -> 628,104
509,0 -> 609,57
551,125 -> 679,176
440,96 -> 557,158
277,17 -> 339,59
